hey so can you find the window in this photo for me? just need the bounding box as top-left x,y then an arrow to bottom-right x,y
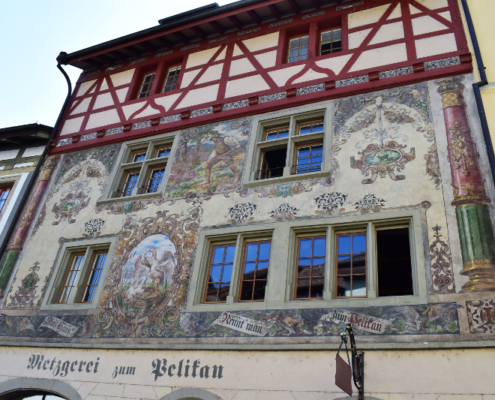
138,72 -> 156,98
239,241 -> 271,302
320,28 -> 342,55
298,121 -> 324,135
163,66 -> 181,93
204,244 -> 236,303
336,233 -> 367,298
288,35 -> 309,63
107,135 -> 175,200
42,239 -> 114,309
266,127 -> 289,141
294,143 -> 323,174
295,236 -> 325,299
0,185 -> 12,213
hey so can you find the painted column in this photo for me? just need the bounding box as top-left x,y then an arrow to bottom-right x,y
436,76 -> 495,292
0,156 -> 59,298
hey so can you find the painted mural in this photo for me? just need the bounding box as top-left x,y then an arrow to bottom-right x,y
166,118 -> 252,198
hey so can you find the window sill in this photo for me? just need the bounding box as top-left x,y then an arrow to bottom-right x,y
96,190 -> 161,206
40,302 -> 98,312
243,170 -> 330,189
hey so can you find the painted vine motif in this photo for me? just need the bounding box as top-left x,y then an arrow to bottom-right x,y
6,262 -> 41,309
429,225 -> 455,293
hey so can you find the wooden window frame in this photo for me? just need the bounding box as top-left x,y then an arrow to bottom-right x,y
238,240 -> 271,302
80,251 -> 108,303
0,185 -> 13,213
130,150 -> 147,163
155,145 -> 172,158
58,253 -> 86,304
294,235 -> 326,300
162,65 -> 182,93
203,243 -> 237,304
335,231 -> 368,299
297,120 -> 325,135
120,170 -> 140,197
137,71 -> 156,99
145,165 -> 167,193
287,33 -> 310,63
319,27 -> 342,56
264,126 -> 290,141
294,141 -> 323,174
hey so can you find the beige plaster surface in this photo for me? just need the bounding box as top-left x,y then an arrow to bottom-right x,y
348,4 -> 389,29
242,32 -> 279,53
93,93 -> 115,110
71,98 -> 91,116
186,47 -> 220,69
233,44 -> 243,57
76,80 -> 97,97
409,4 -> 422,14
177,84 -> 219,108
225,75 -> 270,98
110,69 -> 135,88
349,29 -> 372,49
115,88 -> 128,103
154,93 -> 181,111
412,15 -> 450,36
438,11 -> 452,22
254,50 -> 277,69
215,47 -> 227,61
349,43 -> 408,72
292,68 -> 328,84
229,58 -> 256,77
60,116 -> 84,136
0,150 -> 18,161
197,64 -> 224,84
86,109 -> 121,130
181,69 -> 201,88
369,21 -> 405,45
100,78 -> 109,91
316,54 -> 353,75
22,146 -> 45,158
133,105 -> 161,119
122,102 -> 147,120
414,33 -> 457,59
268,65 -> 305,86
387,3 -> 402,20
415,0 -> 449,9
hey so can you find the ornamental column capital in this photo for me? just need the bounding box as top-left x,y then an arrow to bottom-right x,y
435,76 -> 466,109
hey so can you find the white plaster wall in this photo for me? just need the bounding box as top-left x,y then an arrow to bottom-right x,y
349,28 -> 371,49
85,109 -> 121,130
242,32 -> 279,53
154,93 -> 181,111
215,47 -> 227,61
122,102 -> 146,120
315,54 -> 353,75
110,69 -> 135,88
70,98 -> 91,116
60,117 -> 84,136
186,46 -> 220,69
254,50 -> 277,69
13,162 -> 34,169
0,347 -> 495,396
177,84 -> 219,108
116,88 -> 129,103
349,43 -> 408,72
0,173 -> 27,234
292,68 -> 327,84
268,65 -> 305,87
348,3 -> 389,29
415,0 -> 449,9
233,44 -> 243,57
76,79 -> 96,97
196,63 -> 224,85
22,146 -> 45,158
387,3 -> 402,19
93,93 -> 115,110
439,10 -> 452,22
412,15 -> 450,36
181,70 -> 200,88
415,33 -> 457,59
0,150 -> 19,161
133,105 -> 161,119
100,77 -> 109,91
225,75 -> 270,98
229,58 -> 256,77
410,4 -> 422,14
369,21 -> 405,45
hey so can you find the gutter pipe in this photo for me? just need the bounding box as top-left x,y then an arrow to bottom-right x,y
0,53 -> 72,262
460,0 -> 495,184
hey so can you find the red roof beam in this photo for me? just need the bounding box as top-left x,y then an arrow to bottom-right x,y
173,31 -> 189,44
229,15 -> 243,30
247,10 -> 262,25
209,20 -> 225,35
268,4 -> 281,19
287,0 -> 300,14
191,26 -> 207,40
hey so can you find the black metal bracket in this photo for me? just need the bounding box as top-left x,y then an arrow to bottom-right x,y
338,324 -> 365,399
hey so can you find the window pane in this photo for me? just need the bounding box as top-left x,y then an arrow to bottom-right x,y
218,282 -> 230,301
300,125 -> 312,135
352,275 -> 367,296
312,123 -> 324,132
333,29 -> 342,40
312,257 -> 325,277
240,281 -> 254,301
221,263 -> 233,282
296,279 -> 310,299
311,278 -> 324,298
243,262 -> 256,280
289,38 -> 299,48
206,283 -> 219,302
278,129 -> 289,138
321,31 -> 332,42
259,242 -> 271,260
298,259 -> 311,277
209,264 -> 222,282
311,145 -> 323,155
289,57 -> 298,63
298,147 -> 310,158
225,245 -> 236,263
246,243 -> 258,261
266,132 -> 278,141
353,234 -> 366,254
253,280 -> 267,300
212,247 -> 224,264
256,261 -> 269,280
338,235 -> 351,254
299,239 -> 312,257
289,48 -> 299,58
299,46 -> 308,56
337,275 -> 351,297
313,237 -> 325,257
338,255 -> 351,275
300,36 -> 309,46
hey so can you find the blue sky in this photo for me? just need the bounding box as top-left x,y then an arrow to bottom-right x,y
0,0 -> 231,130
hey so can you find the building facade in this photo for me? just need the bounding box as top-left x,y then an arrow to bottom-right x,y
0,0 -> 494,399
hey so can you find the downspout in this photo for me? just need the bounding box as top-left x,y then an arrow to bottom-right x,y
460,0 -> 495,183
0,52 -> 72,298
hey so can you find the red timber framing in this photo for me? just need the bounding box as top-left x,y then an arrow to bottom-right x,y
53,0 -> 472,155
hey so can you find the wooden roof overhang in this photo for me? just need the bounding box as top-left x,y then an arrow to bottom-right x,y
62,0 -> 348,70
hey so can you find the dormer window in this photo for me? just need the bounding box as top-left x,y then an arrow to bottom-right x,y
320,28 -> 342,56
163,66 -> 181,93
138,72 -> 156,98
288,35 -> 309,63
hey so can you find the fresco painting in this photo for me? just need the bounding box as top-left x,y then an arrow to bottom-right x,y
166,118 -> 251,198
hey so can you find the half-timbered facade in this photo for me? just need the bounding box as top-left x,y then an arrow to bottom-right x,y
0,0 -> 494,399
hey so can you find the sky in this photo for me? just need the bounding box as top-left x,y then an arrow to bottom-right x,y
0,0 -> 232,130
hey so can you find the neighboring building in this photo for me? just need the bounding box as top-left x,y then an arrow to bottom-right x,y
0,123 -> 51,264
1,0 -> 495,399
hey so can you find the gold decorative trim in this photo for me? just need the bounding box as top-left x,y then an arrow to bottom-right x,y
460,259 -> 495,293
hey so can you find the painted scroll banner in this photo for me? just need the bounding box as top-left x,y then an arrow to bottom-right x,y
39,316 -> 79,338
320,309 -> 391,334
213,312 -> 272,336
